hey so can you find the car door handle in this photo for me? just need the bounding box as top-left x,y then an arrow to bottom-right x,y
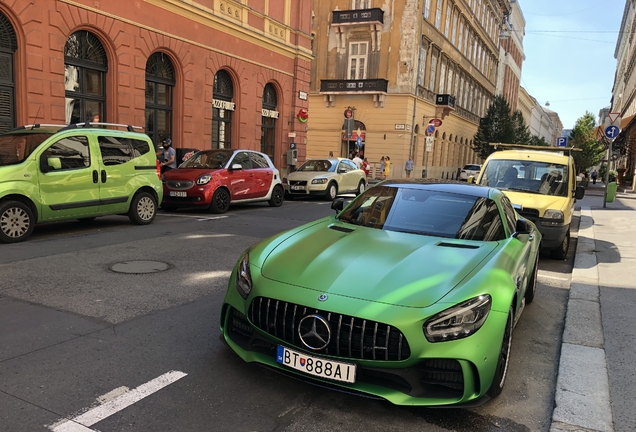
92,170 -> 98,183
101,170 -> 107,183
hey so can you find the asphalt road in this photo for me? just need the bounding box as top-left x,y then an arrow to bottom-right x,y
0,197 -> 578,432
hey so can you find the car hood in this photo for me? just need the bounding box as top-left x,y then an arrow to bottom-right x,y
287,171 -> 334,181
502,190 -> 568,215
260,219 -> 498,308
164,168 -> 220,181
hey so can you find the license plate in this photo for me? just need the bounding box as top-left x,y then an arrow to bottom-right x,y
291,185 -> 305,191
276,345 -> 356,383
169,191 -> 187,197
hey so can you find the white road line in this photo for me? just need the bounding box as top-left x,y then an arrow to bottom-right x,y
537,273 -> 569,281
159,213 -> 228,221
50,370 -> 187,432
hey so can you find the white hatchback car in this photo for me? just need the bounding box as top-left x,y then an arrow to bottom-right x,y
459,164 -> 482,181
284,158 -> 367,200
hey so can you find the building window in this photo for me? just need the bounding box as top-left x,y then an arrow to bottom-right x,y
64,30 -> 107,124
353,0 -> 371,9
212,70 -> 235,149
424,0 -> 431,20
145,52 -> 175,148
429,51 -> 438,91
435,0 -> 443,29
260,83 -> 278,159
451,11 -> 458,45
0,13 -> 17,133
458,20 -> 464,51
348,42 -> 368,79
439,61 -> 446,93
418,40 -> 428,88
444,4 -> 452,38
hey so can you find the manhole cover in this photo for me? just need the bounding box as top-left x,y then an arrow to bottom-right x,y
110,261 -> 170,274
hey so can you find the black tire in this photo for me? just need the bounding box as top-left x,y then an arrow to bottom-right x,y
324,182 -> 338,201
0,200 -> 35,243
356,180 -> 366,195
268,185 -> 284,207
525,253 -> 539,304
210,188 -> 231,214
128,192 -> 157,225
487,307 -> 514,398
550,229 -> 570,260
77,217 -> 97,222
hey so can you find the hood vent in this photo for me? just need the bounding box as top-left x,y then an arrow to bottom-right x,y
436,242 -> 480,249
328,224 -> 354,233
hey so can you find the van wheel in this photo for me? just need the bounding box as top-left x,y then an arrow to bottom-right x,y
487,307 -> 514,398
550,230 -> 570,260
0,200 -> 36,243
128,192 -> 157,225
210,188 -> 231,214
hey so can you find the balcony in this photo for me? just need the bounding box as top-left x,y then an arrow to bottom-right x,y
320,79 -> 388,94
331,8 -> 384,26
436,94 -> 456,108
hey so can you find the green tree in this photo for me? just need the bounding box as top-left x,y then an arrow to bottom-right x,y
512,110 -> 531,144
529,135 -> 551,146
568,112 -> 604,171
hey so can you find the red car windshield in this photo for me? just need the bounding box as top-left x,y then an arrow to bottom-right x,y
180,150 -> 232,169
0,132 -> 52,167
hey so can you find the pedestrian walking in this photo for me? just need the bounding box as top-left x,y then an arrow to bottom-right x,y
384,156 -> 391,179
352,153 -> 363,169
361,157 -> 370,179
591,169 -> 598,184
405,156 -> 414,178
379,156 -> 386,180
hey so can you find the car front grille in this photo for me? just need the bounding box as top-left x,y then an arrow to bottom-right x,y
417,359 -> 464,393
289,180 -> 307,187
248,297 -> 411,361
166,180 -> 194,190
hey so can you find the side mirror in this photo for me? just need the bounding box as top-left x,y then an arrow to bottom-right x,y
230,163 -> 243,171
337,169 -> 346,174
48,157 -> 62,170
575,185 -> 586,200
513,218 -> 531,237
467,175 -> 475,184
331,198 -> 344,213
40,154 -> 61,173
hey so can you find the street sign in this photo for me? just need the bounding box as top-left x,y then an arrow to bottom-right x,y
356,136 -> 362,147
605,125 -> 620,139
425,124 -> 435,135
608,112 -> 621,124
344,109 -> 353,119
556,136 -> 568,147
429,118 -> 443,127
425,136 -> 433,152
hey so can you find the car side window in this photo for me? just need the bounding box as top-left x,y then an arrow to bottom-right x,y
232,152 -> 252,170
338,161 -> 353,173
128,138 -> 151,158
43,136 -> 90,171
456,198 -> 506,241
501,196 -> 518,235
250,152 -> 270,169
97,136 -> 133,165
345,160 -> 357,170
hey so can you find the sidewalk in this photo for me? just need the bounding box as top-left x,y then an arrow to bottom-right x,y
550,187 -> 636,432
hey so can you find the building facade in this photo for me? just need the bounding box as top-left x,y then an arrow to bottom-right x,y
308,0 -> 511,180
496,0 -> 523,110
517,86 -> 554,144
0,0 -> 312,173
543,108 -> 562,146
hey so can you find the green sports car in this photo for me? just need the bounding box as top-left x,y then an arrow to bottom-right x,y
220,179 -> 541,406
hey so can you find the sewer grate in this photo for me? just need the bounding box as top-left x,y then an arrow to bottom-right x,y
110,261 -> 170,274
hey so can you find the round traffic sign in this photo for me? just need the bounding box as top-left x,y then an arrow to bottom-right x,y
429,118 -> 443,127
425,124 -> 435,135
605,125 -> 620,139
344,109 -> 353,119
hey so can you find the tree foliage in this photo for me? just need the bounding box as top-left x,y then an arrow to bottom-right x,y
568,111 -> 605,171
472,95 -> 538,159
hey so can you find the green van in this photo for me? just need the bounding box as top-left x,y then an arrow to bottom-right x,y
0,123 -> 163,243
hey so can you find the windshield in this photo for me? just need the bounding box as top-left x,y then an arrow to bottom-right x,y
296,159 -> 335,172
337,185 -> 505,241
479,159 -> 569,197
0,132 -> 52,167
180,150 -> 232,169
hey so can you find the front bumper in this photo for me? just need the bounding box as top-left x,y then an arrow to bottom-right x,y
161,184 -> 213,207
284,183 -> 329,196
220,272 -> 508,406
526,219 -> 569,249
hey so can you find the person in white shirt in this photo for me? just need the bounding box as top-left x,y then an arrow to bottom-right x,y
352,153 -> 363,169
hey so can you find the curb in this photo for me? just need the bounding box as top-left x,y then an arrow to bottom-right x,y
550,207 -> 614,432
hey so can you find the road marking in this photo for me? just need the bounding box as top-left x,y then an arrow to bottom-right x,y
50,370 -> 187,432
159,213 -> 228,221
538,272 -> 569,281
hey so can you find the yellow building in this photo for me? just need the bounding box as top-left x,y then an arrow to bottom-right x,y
308,0 -> 510,179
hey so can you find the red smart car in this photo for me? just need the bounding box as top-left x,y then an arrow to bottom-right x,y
161,149 -> 284,213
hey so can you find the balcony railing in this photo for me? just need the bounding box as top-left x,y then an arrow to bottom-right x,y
320,79 -> 388,94
332,8 -> 384,26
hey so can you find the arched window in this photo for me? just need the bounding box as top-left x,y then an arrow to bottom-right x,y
260,83 -> 278,158
64,30 -> 107,124
212,70 -> 234,149
0,13 -> 17,132
145,52 -> 175,147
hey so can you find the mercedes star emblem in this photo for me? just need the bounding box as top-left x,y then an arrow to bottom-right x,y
318,294 -> 328,301
298,314 -> 331,350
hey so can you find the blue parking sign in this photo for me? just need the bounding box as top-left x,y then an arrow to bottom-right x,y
556,137 -> 567,147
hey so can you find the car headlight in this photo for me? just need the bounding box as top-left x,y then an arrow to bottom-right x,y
541,209 -> 564,226
312,178 -> 328,184
197,174 -> 212,185
423,295 -> 492,342
235,253 -> 252,299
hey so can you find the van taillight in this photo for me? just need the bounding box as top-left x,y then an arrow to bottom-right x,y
156,160 -> 161,179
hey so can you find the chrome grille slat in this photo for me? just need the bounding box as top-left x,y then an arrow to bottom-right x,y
248,297 -> 410,361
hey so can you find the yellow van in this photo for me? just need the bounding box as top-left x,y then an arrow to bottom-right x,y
472,144 -> 585,259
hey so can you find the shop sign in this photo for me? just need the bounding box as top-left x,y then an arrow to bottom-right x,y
262,108 -> 279,118
213,99 -> 236,110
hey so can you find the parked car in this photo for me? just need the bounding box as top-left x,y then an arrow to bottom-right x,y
284,158 -> 367,200
161,149 -> 284,213
459,164 -> 482,181
220,179 -> 541,406
0,123 -> 162,243
473,144 -> 585,259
